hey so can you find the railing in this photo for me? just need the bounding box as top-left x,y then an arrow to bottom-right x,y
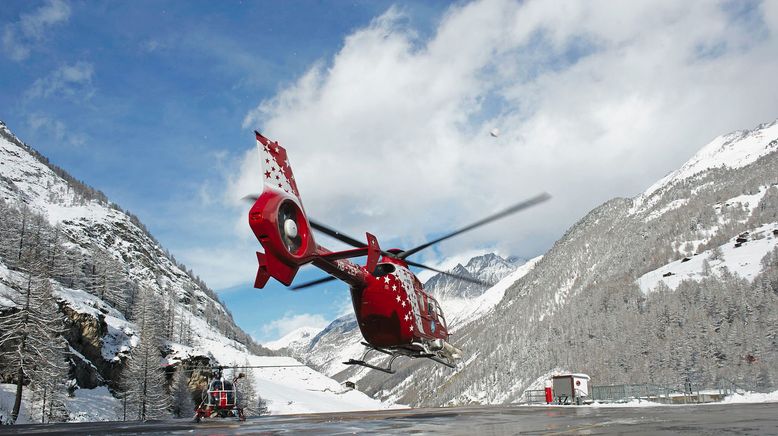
524,389 -> 547,404
522,379 -> 757,405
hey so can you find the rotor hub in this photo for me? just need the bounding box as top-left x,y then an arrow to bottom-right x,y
284,218 -> 298,238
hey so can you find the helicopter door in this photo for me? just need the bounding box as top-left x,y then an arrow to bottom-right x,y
417,294 -> 435,336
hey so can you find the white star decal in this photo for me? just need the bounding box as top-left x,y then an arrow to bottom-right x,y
404,313 -> 410,321
383,276 -> 390,284
392,284 -> 397,291
409,325 -> 414,332
396,295 -> 401,302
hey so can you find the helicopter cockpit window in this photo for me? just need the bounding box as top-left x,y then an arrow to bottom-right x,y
374,263 -> 395,277
436,303 -> 447,328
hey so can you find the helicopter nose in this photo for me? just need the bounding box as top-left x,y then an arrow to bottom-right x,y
284,218 -> 298,238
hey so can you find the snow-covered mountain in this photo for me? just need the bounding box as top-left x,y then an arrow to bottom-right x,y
264,326 -> 324,351
0,121 -> 391,421
350,118 -> 778,407
283,253 -> 532,384
425,253 -> 522,300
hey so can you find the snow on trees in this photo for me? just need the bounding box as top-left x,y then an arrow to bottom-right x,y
170,367 -> 194,418
0,271 -> 68,423
120,285 -> 170,420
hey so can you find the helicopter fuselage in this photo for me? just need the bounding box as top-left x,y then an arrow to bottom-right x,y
312,253 -> 449,348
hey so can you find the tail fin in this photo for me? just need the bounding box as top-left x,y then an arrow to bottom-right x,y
256,131 -> 303,205
249,132 -> 316,287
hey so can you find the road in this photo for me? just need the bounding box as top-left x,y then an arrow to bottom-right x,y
3,402 -> 777,435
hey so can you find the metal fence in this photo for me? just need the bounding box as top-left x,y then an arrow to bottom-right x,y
591,384 -> 670,403
523,379 -> 752,405
524,389 -> 547,404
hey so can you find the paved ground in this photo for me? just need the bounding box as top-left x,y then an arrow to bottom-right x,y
3,402 -> 777,435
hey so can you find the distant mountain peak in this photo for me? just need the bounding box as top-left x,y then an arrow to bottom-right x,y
633,119 -> 778,213
424,252 -> 520,300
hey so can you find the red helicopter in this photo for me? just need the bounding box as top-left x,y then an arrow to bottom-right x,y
245,132 -> 549,373
193,366 -> 246,422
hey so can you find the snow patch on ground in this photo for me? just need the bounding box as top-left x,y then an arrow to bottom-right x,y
0,383 -> 33,424
67,386 -> 122,422
0,384 -> 120,424
637,223 -> 778,293
721,390 -> 778,404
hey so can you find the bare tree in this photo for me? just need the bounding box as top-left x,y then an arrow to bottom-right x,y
170,367 -> 194,418
121,285 -> 170,420
0,272 -> 67,423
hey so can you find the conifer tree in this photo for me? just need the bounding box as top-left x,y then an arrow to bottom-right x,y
29,332 -> 70,423
121,285 -> 170,420
170,367 -> 194,418
0,272 -> 67,423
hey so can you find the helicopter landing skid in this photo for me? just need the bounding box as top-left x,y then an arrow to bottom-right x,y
344,342 -> 457,373
344,343 -> 401,374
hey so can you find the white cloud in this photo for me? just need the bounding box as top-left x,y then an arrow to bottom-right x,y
26,61 -> 95,100
260,312 -> 330,342
27,112 -> 86,147
229,0 -> 778,269
178,243 -> 258,290
2,0 -> 71,61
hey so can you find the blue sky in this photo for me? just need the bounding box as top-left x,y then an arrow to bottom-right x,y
0,0 -> 450,341
3,0 -> 778,343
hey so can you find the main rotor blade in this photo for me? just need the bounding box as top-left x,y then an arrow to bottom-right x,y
399,192 -> 551,259
172,364 -> 309,371
405,259 -> 492,287
308,219 -> 366,248
290,276 -> 338,290
242,193 -> 260,203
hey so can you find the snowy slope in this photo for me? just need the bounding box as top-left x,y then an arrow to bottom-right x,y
0,120 -> 394,419
437,256 -> 542,331
637,223 -> 778,293
0,121 -> 234,324
265,326 -> 324,351
302,314 -> 365,378
45,265 -> 393,416
0,383 -> 122,424
632,119 -> 778,213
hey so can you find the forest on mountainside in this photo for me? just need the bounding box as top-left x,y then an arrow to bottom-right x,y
353,143 -> 778,407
